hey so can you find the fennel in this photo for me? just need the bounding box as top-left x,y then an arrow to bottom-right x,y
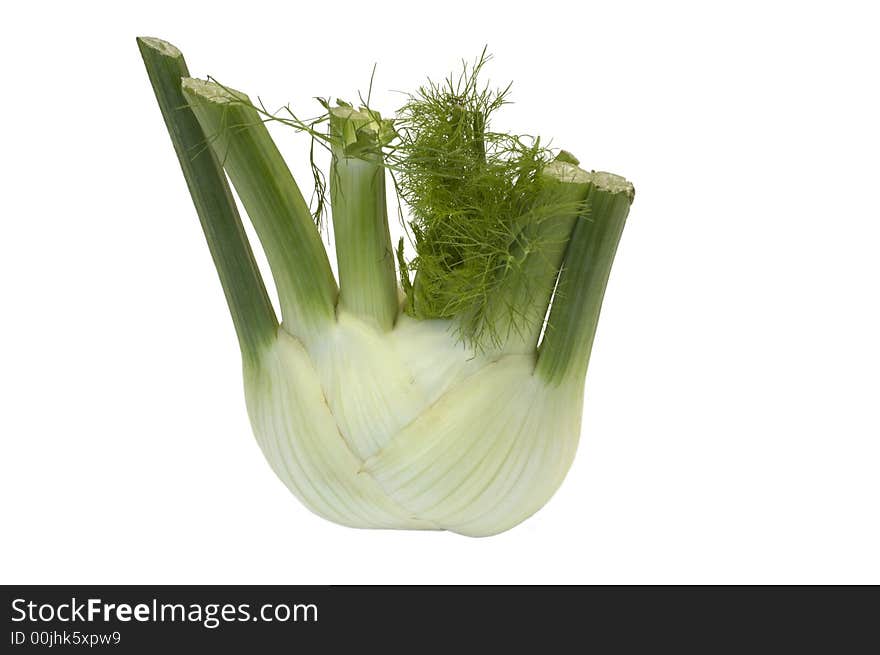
138,37 -> 634,536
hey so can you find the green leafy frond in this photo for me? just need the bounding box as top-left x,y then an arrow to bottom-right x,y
391,49 -> 587,348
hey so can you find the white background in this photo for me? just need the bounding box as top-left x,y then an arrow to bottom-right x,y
1,1 -> 878,584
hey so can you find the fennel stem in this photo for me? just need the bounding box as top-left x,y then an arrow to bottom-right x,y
136,37 -> 277,368
181,78 -> 338,345
328,107 -> 398,331
536,173 -> 634,386
487,160 -> 592,354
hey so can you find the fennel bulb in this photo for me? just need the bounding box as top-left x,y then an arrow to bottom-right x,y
138,37 -> 635,536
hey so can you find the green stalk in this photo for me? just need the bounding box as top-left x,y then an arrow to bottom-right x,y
137,37 -> 277,368
536,172 -> 634,386
494,159 -> 592,353
328,107 -> 398,330
181,78 -> 338,343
